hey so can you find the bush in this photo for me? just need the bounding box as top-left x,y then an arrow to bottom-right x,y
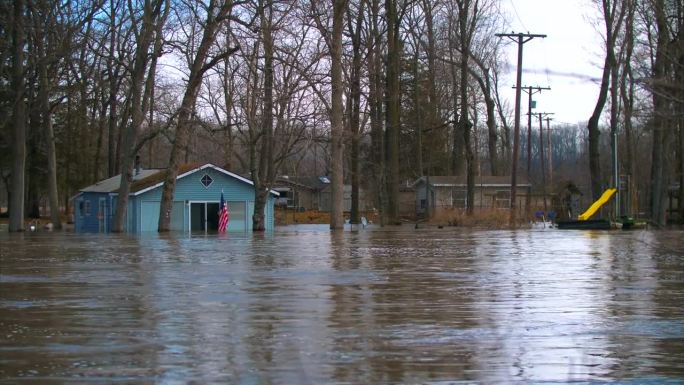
429,208 -> 524,229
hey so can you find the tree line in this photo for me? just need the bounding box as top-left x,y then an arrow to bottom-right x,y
1,0 -> 682,232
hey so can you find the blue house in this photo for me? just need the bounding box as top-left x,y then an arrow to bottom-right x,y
73,163 -> 278,233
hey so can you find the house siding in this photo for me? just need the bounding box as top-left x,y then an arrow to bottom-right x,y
414,178 -> 531,218
75,164 -> 276,234
74,192 -> 114,233
132,166 -> 275,232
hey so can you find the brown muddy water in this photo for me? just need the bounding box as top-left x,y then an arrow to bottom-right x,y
0,226 -> 683,384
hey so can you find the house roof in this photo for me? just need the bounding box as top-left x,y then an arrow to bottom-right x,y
78,163 -> 278,196
275,175 -> 331,190
80,168 -> 163,194
413,175 -> 531,187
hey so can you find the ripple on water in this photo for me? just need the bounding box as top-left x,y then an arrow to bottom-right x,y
0,227 -> 683,384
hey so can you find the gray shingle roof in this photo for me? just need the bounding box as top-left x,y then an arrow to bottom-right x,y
80,169 -> 162,193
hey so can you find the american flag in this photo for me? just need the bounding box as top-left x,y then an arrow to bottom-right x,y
218,192 -> 229,232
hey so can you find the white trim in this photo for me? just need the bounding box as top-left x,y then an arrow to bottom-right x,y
131,163 -> 280,197
70,192 -> 84,201
187,201 -> 191,233
187,200 -> 218,234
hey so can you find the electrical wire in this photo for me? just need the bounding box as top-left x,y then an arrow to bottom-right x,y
509,0 -> 528,32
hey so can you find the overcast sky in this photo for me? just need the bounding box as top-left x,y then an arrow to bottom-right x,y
498,0 -> 604,125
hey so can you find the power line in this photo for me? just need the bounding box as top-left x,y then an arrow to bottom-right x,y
508,0 -> 528,31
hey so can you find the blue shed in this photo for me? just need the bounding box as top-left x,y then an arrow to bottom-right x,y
73,164 -> 278,233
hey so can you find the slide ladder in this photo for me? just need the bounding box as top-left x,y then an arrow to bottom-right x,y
578,188 -> 617,221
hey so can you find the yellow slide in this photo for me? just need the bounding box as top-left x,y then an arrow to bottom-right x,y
578,188 -> 617,220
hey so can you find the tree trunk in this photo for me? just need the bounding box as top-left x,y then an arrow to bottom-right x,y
250,0 -> 274,232
347,3 -> 363,225
677,119 -> 684,223
458,0 -> 475,215
35,10 -> 62,230
412,46 -> 423,177
471,66 -> 499,175
484,71 -> 499,176
9,0 -> 26,232
587,0 -> 624,200
619,0 -> 635,215
368,0 -> 384,222
159,1 -> 233,232
330,0 -> 347,229
422,0 -> 437,177
650,0 -> 671,226
107,0 -> 118,177
610,39 -> 620,217
449,23 -> 464,176
492,70 -> 511,163
113,0 -> 167,233
678,117 -> 683,223
384,0 -> 400,224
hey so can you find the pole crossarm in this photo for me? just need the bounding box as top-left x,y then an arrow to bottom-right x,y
517,85 -> 551,94
533,112 -> 554,119
495,32 -> 547,45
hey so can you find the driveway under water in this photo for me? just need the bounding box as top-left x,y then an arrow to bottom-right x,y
1,226 -> 683,384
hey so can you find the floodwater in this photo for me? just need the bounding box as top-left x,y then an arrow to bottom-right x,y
1,226 -> 683,384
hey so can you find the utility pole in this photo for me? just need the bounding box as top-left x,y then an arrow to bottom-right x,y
536,112 -> 553,212
519,85 -> 549,215
545,116 -> 553,202
496,32 -> 546,226
519,86 -> 550,175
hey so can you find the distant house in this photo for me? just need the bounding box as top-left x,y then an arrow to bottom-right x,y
273,176 -> 329,211
273,176 -> 369,212
73,163 -> 278,233
413,175 -> 531,217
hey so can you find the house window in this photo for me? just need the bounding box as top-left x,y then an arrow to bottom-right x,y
84,200 -> 91,216
453,189 -> 467,208
420,199 -> 426,209
493,190 -> 510,208
200,174 -> 213,188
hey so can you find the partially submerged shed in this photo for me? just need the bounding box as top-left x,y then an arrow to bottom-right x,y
73,163 -> 277,233
413,175 -> 531,218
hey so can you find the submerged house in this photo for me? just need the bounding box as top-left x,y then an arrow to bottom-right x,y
273,176 -> 326,210
273,175 -> 371,212
73,163 -> 278,233
413,175 -> 531,218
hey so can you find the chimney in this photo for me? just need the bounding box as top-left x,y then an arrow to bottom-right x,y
134,155 -> 141,176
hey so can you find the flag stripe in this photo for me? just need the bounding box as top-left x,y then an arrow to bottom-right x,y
218,192 -> 229,232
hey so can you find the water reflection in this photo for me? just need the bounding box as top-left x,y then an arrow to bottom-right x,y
1,227 -> 683,384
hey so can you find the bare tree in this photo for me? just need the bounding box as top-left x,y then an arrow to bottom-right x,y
451,0 -> 479,215
9,0 -> 26,232
618,0 -> 635,215
112,0 -> 169,232
384,0 -> 402,224
158,0 -> 241,232
346,0 -> 364,225
647,0 -> 675,226
587,0 -> 626,200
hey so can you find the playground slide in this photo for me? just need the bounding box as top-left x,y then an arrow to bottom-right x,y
578,188 -> 617,221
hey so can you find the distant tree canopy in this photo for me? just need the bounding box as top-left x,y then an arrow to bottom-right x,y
0,0 -> 681,230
